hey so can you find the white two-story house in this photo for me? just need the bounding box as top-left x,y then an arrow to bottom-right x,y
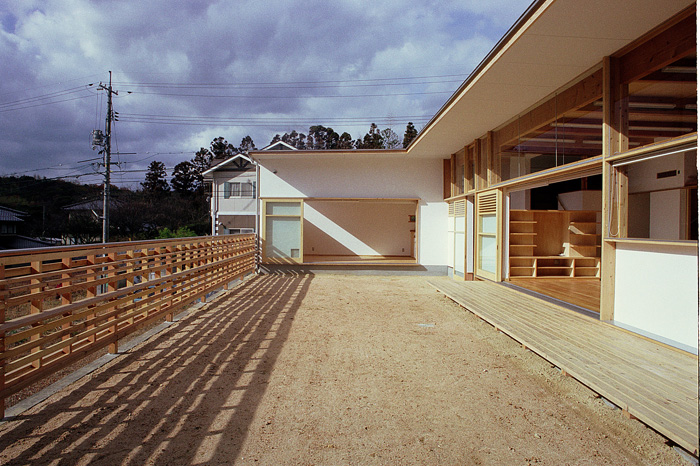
203,153 -> 258,235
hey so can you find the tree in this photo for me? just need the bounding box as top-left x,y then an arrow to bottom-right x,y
403,122 -> 418,148
142,161 -> 169,194
282,130 -> 307,149
238,135 -> 256,153
171,161 -> 197,194
307,125 -> 342,150
191,148 -> 213,194
355,123 -> 383,149
380,127 -> 401,149
210,137 -> 236,160
338,132 -> 354,149
155,226 -> 197,239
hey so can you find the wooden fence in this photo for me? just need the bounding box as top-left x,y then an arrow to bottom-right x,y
0,234 -> 256,418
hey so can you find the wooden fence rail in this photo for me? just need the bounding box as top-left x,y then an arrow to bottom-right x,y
0,234 -> 256,418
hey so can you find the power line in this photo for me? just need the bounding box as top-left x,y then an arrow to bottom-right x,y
112,73 -> 466,87
125,90 -> 451,100
0,93 -> 94,113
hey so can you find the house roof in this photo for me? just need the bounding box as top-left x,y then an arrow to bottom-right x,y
0,205 -> 28,223
201,153 -> 255,177
405,0 -> 695,159
253,0 -> 694,162
260,141 -> 297,151
63,198 -> 122,211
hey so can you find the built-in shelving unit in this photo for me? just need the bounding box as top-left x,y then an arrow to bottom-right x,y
509,210 -> 600,278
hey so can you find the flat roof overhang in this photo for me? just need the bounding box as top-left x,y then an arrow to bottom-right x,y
405,0 -> 695,159
250,0 -> 694,164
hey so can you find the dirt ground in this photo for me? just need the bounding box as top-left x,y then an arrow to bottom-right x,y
0,274 -> 688,465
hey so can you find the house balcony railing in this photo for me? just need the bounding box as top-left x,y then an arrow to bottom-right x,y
0,234 -> 256,418
217,197 -> 256,213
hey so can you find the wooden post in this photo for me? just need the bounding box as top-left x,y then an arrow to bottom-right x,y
0,264 -> 6,419
107,252 -> 118,354
86,254 -> 97,343
600,56 -> 629,322
30,260 -> 43,369
61,257 -> 73,355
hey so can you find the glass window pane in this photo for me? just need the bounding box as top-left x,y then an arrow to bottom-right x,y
266,201 -> 301,216
479,235 -> 497,274
231,182 -> 241,197
481,214 -> 497,234
454,232 -> 465,275
266,217 -> 301,258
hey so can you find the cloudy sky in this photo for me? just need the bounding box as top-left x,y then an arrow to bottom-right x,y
0,0 -> 531,188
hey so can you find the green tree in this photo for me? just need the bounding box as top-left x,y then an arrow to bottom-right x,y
191,148 -> 213,194
210,137 -> 236,160
338,132 -> 354,149
282,130 -> 307,149
171,161 -> 197,194
238,135 -> 257,153
307,125 -> 342,150
142,161 -> 169,194
381,127 -> 401,149
403,122 -> 418,148
155,226 -> 197,239
355,123 -> 383,149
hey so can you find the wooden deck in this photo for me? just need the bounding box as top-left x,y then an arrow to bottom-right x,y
508,278 -> 601,313
429,278 -> 699,456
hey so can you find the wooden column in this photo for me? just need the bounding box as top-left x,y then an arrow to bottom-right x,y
600,56 -> 629,322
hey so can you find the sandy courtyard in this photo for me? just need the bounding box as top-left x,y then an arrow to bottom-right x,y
0,274 -> 686,465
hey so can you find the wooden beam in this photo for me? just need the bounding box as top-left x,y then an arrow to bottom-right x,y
486,131 -> 500,187
495,70 -> 604,149
475,139 -> 486,191
617,9 -> 696,84
443,159 -> 451,200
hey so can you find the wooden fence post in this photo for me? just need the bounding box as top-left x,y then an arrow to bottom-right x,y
30,260 -> 43,369
0,236 -> 256,409
107,252 -> 118,354
61,257 -> 73,356
86,254 -> 97,344
0,264 -> 6,419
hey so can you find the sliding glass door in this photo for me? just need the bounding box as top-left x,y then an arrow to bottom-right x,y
476,190 -> 502,281
262,199 -> 303,264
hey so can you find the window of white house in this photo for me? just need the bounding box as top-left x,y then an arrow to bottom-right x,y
224,227 -> 255,234
224,181 -> 256,199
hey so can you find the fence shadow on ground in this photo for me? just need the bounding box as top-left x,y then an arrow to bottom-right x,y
0,274 -> 312,465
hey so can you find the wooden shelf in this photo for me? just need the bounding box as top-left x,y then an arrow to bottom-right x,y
509,210 -> 601,279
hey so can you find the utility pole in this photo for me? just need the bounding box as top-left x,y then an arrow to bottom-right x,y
97,71 -> 118,243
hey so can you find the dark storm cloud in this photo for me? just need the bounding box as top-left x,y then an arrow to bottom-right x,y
0,0 -> 531,186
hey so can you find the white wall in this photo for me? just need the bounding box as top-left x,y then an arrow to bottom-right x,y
649,190 -> 681,240
627,151 -> 692,193
304,201 -> 415,256
614,241 -> 699,351
258,154 -> 447,266
213,171 -> 256,214
558,190 -> 601,211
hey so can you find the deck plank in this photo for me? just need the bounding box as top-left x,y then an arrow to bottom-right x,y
429,278 -> 699,455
